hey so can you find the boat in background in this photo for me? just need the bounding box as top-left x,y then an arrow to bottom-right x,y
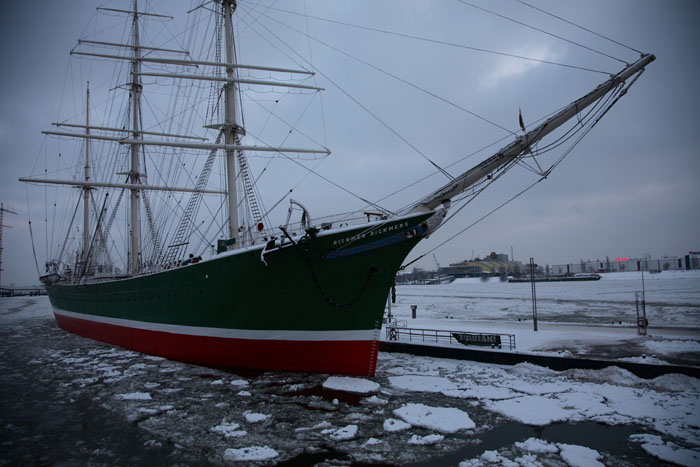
20,1 -> 653,375
508,273 -> 601,283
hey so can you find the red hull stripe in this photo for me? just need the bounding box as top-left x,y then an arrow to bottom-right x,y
54,311 -> 380,376
53,309 -> 376,341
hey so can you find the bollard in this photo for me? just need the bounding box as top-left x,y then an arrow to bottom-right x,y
411,305 -> 417,319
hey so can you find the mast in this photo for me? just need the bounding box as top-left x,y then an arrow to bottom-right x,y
129,0 -> 142,275
223,0 -> 240,245
82,83 -> 90,273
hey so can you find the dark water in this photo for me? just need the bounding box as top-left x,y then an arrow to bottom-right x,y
0,298 -> 685,465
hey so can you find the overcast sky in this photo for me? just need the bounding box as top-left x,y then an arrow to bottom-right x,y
1,0 -> 699,286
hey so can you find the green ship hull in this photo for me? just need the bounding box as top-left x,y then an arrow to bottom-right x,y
46,212 -> 433,376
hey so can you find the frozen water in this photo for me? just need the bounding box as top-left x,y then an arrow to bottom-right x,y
388,270 -> 700,365
394,270 -> 700,327
1,293 -> 698,465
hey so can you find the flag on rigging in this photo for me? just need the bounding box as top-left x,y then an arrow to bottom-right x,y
518,108 -> 526,132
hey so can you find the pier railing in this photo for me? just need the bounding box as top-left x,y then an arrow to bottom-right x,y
385,324 -> 515,350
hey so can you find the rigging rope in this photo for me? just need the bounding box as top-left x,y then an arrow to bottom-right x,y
302,0 -> 328,148
401,175 -> 545,271
25,186 -> 41,277
514,0 -> 644,56
242,2 -> 611,75
457,0 -> 628,65
238,5 -> 455,181
28,221 -> 41,278
273,15 -> 516,137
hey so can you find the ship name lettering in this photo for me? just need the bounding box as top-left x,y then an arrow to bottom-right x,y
332,222 -> 409,246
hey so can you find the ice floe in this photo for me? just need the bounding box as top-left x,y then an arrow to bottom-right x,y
558,443 -> 604,467
222,446 -> 278,461
324,424 -> 358,441
463,438 -> 604,467
629,434 -> 700,466
388,375 -> 458,393
322,376 -> 379,393
210,421 -> 247,439
115,392 -> 151,401
408,433 -> 444,445
243,411 -> 269,423
383,418 -> 411,432
393,403 -> 475,433
362,395 -> 388,405
363,437 -> 382,446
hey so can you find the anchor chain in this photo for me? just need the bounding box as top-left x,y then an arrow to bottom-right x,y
281,228 -> 377,308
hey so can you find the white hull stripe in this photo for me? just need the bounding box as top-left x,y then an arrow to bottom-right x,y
53,308 -> 377,342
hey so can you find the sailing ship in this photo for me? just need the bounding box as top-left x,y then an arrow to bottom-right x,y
20,1 -> 653,376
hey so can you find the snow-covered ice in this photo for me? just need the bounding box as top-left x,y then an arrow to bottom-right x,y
243,411 -> 269,423
115,392 -> 152,401
210,422 -> 247,439
394,403 -> 476,433
629,433 -> 700,466
222,446 -> 278,462
322,376 -> 379,393
558,443 -> 604,467
325,424 -> 358,441
408,433 -> 445,445
462,438 -> 604,466
383,418 -> 411,432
